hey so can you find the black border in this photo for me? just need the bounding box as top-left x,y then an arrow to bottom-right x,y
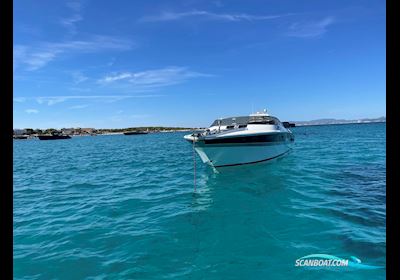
1,0 -> 13,278
386,0 -> 397,279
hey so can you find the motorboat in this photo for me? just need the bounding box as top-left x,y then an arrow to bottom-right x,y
38,135 -> 71,140
13,135 -> 28,140
184,109 -> 294,168
38,131 -> 71,140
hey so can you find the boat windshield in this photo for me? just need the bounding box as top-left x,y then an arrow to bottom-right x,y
210,115 -> 281,127
210,116 -> 249,127
248,115 -> 280,125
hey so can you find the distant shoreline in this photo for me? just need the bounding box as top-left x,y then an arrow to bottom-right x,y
13,118 -> 386,137
293,121 -> 386,127
13,122 -> 386,139
12,127 -> 199,138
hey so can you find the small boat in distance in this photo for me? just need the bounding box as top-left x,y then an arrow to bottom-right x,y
282,121 -> 296,128
38,131 -> 71,140
123,131 -> 148,135
13,135 -> 28,140
184,109 -> 294,168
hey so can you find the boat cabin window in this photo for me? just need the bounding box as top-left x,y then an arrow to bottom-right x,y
226,125 -> 234,129
238,124 -> 247,128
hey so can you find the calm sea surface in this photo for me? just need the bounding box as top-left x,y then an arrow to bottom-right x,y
14,123 -> 386,279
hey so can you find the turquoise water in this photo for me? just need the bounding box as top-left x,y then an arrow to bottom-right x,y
13,123 -> 386,279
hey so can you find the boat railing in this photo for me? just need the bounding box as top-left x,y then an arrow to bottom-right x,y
193,123 -> 249,138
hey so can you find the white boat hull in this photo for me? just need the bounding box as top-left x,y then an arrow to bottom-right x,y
194,142 -> 292,167
184,110 -> 295,168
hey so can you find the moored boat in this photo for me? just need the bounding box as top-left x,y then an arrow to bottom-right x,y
123,131 -> 148,135
13,135 -> 28,140
184,109 -> 294,168
38,134 -> 71,140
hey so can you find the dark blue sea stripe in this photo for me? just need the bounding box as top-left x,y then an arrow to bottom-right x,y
203,133 -> 293,144
214,149 -> 292,168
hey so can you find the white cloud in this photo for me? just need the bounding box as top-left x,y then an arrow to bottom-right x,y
15,24 -> 42,37
13,46 -> 29,71
287,17 -> 335,38
71,71 -> 89,84
66,1 -> 81,11
13,36 -> 133,71
69,87 -> 92,92
141,10 -> 291,22
13,97 -> 26,103
129,114 -> 149,119
37,96 -> 68,106
107,57 -> 116,66
69,104 -> 89,109
35,94 -> 163,105
25,109 -> 39,114
141,10 -> 334,39
25,51 -> 59,71
60,1 -> 83,34
60,14 -> 83,30
98,66 -> 211,89
101,73 -> 132,83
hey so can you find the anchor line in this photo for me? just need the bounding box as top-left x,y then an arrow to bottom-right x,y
193,136 -> 196,192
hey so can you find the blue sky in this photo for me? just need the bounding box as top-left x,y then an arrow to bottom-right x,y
13,0 -> 386,129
